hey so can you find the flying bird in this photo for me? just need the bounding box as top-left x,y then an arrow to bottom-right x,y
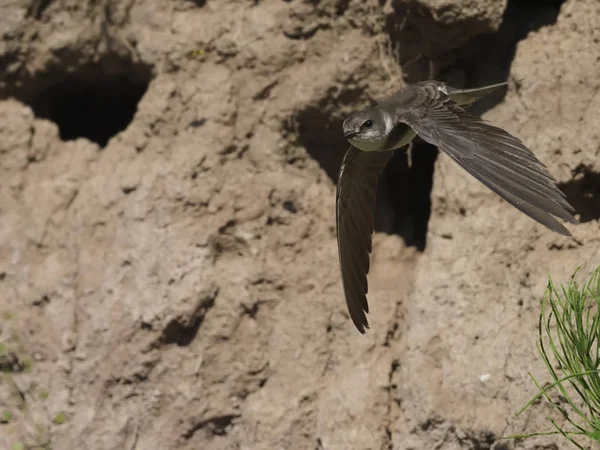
336,80 -> 578,333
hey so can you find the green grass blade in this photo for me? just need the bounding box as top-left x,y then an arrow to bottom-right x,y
511,266 -> 600,448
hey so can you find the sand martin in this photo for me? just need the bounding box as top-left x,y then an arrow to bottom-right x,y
336,80 -> 578,333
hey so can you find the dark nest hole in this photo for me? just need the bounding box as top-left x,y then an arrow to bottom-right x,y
34,76 -> 150,147
7,58 -> 152,148
449,0 -> 566,116
294,105 -> 437,251
559,168 -> 600,224
294,105 -> 347,182
386,0 -> 566,107
377,143 -> 437,251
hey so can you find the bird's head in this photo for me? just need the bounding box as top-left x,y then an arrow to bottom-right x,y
342,108 -> 389,150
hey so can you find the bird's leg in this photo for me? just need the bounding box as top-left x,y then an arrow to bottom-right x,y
428,58 -> 438,80
406,141 -> 413,168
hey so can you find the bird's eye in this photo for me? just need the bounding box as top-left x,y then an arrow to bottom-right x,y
362,120 -> 373,128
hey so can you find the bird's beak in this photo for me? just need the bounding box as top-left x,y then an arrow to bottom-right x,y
344,130 -> 357,139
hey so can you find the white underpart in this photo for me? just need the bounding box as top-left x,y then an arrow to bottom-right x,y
348,136 -> 386,152
389,127 -> 417,150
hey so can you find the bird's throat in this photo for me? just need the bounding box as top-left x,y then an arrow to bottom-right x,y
348,136 -> 388,152
348,124 -> 417,152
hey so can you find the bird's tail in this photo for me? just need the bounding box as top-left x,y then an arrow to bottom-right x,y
446,81 -> 510,106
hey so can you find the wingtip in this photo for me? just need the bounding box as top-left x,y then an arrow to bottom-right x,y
550,218 -> 575,237
354,320 -> 369,334
558,210 -> 580,235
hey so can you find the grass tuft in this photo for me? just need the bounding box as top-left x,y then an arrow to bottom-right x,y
53,411 -> 66,425
509,266 -> 600,448
1,410 -> 13,423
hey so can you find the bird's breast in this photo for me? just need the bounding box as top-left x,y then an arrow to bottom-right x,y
388,123 -> 417,150
348,136 -> 389,152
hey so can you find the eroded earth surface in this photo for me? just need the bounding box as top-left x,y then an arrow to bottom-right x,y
1,0 -> 600,449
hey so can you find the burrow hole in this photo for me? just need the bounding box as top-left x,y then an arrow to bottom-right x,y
559,167 -> 600,224
4,55 -> 152,148
386,0 -> 566,87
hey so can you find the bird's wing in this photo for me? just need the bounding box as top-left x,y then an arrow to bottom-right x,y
398,83 -> 577,235
336,146 -> 393,333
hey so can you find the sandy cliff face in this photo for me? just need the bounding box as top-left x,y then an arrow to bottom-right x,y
0,0 -> 599,449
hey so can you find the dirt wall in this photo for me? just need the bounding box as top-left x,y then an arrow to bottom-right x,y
1,0 -> 599,449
